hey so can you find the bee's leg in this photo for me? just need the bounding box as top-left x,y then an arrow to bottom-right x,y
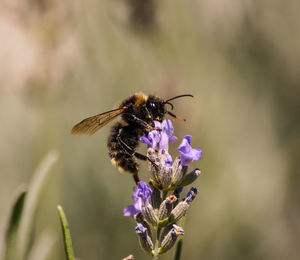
123,113 -> 161,131
117,134 -> 158,169
132,174 -> 140,186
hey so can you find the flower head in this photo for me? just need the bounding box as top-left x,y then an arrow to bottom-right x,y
141,120 -> 202,190
123,182 -> 152,217
123,119 -> 203,257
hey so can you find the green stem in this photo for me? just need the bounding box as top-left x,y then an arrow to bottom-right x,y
152,227 -> 162,260
173,216 -> 185,260
152,190 -> 169,259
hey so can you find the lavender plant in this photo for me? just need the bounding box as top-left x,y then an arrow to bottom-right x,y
123,120 -> 202,259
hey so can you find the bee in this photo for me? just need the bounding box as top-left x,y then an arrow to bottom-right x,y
71,93 -> 193,184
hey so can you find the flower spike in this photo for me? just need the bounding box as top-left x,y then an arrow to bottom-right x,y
124,119 -> 203,257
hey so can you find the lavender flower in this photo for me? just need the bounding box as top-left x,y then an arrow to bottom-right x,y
123,182 -> 152,217
141,120 -> 202,190
124,119 -> 203,257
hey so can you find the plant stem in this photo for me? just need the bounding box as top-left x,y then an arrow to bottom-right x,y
162,190 -> 168,200
152,226 -> 162,259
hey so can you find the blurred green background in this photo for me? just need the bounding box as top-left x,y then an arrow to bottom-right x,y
0,0 -> 299,259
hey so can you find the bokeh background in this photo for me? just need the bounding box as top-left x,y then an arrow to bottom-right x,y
0,0 -> 300,259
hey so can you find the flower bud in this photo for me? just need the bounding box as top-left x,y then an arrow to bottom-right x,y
149,182 -> 162,209
159,224 -> 173,244
134,212 -> 152,239
168,201 -> 189,224
142,204 -> 158,226
185,187 -> 198,202
169,187 -> 198,223
179,168 -> 201,187
168,187 -> 198,223
171,158 -> 188,186
135,224 -> 154,255
157,166 -> 172,189
147,148 -> 160,181
159,224 -> 184,254
158,195 -> 177,220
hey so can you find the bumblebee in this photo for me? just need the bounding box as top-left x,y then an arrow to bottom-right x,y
71,93 -> 193,184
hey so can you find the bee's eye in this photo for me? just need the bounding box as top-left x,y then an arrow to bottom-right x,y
150,102 -> 156,109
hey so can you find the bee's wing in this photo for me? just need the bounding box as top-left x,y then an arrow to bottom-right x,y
71,107 -> 126,136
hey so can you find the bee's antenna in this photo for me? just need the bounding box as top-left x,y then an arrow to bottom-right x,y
164,94 -> 193,121
164,101 -> 174,110
165,94 -> 193,103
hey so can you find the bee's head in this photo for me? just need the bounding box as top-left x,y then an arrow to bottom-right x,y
146,96 -> 166,122
146,94 -> 193,122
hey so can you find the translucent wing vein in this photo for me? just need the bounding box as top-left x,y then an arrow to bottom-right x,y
71,107 -> 125,136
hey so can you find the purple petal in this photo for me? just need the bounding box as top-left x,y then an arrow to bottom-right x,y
150,131 -> 161,148
131,186 -> 143,211
158,120 -> 177,153
136,181 -> 152,202
189,148 -> 202,161
162,120 -> 174,136
123,205 -> 140,217
140,134 -> 152,147
169,136 -> 178,143
140,127 -> 161,150
178,135 -> 192,154
154,121 -> 162,130
165,154 -> 173,166
124,182 -> 153,218
178,135 -> 202,166
162,120 -> 177,142
159,132 -> 169,152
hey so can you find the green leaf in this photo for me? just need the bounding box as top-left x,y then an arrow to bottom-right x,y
57,205 -> 75,260
16,151 -> 58,259
0,186 -> 27,260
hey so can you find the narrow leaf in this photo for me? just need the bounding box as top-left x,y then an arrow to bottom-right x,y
0,186 -> 27,260
17,151 -> 58,259
57,205 -> 75,260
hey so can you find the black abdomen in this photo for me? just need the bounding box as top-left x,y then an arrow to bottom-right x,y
107,122 -> 141,175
